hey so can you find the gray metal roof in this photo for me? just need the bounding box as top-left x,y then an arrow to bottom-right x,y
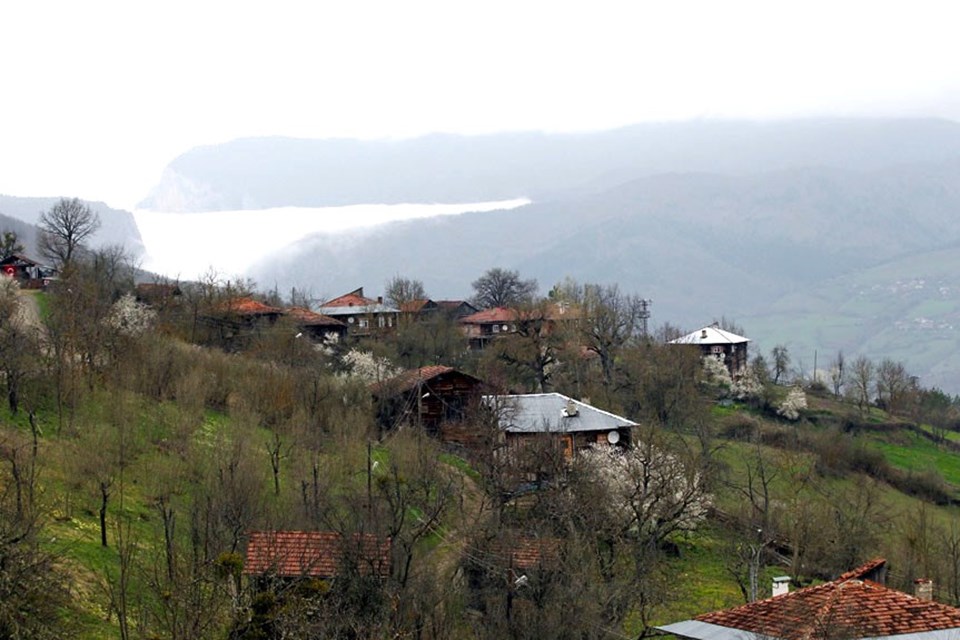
317,304 -> 399,316
656,620 -> 960,640
670,325 -> 750,346
482,393 -> 637,434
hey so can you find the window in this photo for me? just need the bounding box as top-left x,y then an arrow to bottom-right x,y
358,318 -> 369,329
378,316 -> 386,328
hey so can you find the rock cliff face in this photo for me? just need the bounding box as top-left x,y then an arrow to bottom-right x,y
138,119 -> 960,212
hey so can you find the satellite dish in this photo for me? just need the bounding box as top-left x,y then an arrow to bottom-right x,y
607,431 -> 620,445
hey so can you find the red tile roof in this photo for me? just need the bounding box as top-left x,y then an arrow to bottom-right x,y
284,307 -> 346,327
244,531 -> 391,578
460,304 -> 579,325
322,287 -> 378,308
490,537 -> 561,570
460,307 -> 518,324
694,559 -> 960,639
221,297 -> 283,316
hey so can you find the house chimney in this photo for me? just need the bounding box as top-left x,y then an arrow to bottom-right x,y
377,296 -> 383,304
701,329 -> 708,339
914,578 -> 934,600
772,576 -> 790,597
564,399 -> 579,417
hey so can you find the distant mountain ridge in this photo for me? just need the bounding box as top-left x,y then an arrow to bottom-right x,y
250,156 -> 960,392
141,118 -> 960,212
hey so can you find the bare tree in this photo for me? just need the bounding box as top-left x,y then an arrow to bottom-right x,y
576,282 -> 646,388
875,358 -> 912,415
830,350 -> 845,398
37,197 -> 101,267
471,267 -> 537,308
846,356 -> 874,418
384,275 -> 426,308
771,345 -> 791,385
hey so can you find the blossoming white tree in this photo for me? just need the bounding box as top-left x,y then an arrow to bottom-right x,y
777,386 -> 808,420
577,439 -> 711,545
105,294 -> 156,337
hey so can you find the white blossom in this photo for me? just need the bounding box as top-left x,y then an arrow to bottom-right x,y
105,294 -> 156,336
578,442 -> 711,539
777,386 -> 808,420
731,369 -> 764,402
702,354 -> 733,390
340,349 -> 400,383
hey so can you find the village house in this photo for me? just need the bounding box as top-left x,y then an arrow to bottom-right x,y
484,392 -> 637,460
658,558 -> 960,640
0,253 -> 55,289
669,323 -> 750,376
284,306 -> 348,343
317,287 -> 399,337
372,365 -> 486,436
398,299 -> 479,320
459,303 -> 577,350
203,297 -> 284,348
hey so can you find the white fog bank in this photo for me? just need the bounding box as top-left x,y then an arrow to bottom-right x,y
133,199 -> 530,281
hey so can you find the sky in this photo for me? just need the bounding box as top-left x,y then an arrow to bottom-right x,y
2,0 -> 959,210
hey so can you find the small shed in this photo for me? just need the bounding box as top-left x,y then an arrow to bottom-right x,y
484,393 -> 636,459
669,323 -> 750,375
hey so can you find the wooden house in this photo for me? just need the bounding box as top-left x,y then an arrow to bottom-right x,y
317,287 -> 399,337
284,306 -> 348,343
484,393 -> 636,460
669,323 -> 750,375
202,297 -> 284,349
398,298 -> 440,317
436,300 -> 479,319
658,558 -> 960,640
459,303 -> 578,350
372,365 -> 485,436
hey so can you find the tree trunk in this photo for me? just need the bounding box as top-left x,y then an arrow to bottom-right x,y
100,481 -> 110,547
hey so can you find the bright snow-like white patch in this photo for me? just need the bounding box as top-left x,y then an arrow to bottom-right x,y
133,199 -> 529,281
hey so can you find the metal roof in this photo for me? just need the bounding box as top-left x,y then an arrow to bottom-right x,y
317,303 -> 399,316
670,325 -> 750,346
483,393 -> 637,434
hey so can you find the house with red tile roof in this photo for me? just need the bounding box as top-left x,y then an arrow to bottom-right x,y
658,558 -> 960,640
372,365 -> 487,436
459,303 -> 577,350
318,287 -> 399,337
284,306 -> 347,343
201,297 -> 285,349
244,531 -> 391,581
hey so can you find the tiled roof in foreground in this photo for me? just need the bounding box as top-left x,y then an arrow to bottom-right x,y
659,559 -> 960,640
